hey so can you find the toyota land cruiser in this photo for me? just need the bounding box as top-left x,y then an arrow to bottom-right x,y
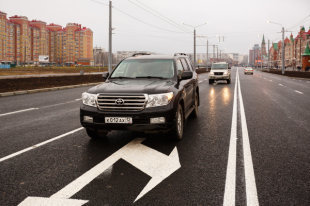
80,53 -> 199,140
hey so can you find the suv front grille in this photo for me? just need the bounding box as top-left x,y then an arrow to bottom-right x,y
97,94 -> 147,111
214,72 -> 223,75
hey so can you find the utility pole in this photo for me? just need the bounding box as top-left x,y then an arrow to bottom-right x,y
108,0 -> 112,73
206,40 -> 208,68
267,39 -> 270,71
213,45 -> 215,59
216,45 -> 218,60
194,29 -> 196,68
281,27 -> 285,75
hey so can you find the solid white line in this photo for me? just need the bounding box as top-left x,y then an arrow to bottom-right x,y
0,108 -> 39,117
0,127 -> 83,163
40,100 -> 80,109
75,98 -> 82,101
223,69 -> 238,206
237,71 -> 259,206
294,90 -> 303,94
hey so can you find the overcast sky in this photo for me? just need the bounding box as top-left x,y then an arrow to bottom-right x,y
2,0 -> 310,55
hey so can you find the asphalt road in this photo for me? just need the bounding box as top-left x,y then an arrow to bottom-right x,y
0,68 -> 309,206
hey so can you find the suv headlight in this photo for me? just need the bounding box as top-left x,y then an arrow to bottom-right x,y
210,71 -> 214,75
224,70 -> 228,75
146,92 -> 173,108
82,92 -> 97,107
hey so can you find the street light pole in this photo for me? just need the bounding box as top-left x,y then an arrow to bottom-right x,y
194,29 -> 196,69
267,20 -> 286,75
108,0 -> 112,73
183,22 -> 207,69
281,27 -> 285,75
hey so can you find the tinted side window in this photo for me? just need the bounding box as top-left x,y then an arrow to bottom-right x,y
176,59 -> 184,74
180,58 -> 190,71
185,58 -> 193,71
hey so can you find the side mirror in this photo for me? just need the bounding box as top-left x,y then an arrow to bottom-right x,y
180,71 -> 193,80
102,72 -> 109,80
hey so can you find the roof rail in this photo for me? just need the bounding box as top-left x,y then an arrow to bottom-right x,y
131,52 -> 151,57
174,53 -> 188,56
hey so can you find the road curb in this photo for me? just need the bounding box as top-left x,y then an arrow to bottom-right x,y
0,82 -> 101,97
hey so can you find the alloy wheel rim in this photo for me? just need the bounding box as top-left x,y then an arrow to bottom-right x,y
177,110 -> 182,135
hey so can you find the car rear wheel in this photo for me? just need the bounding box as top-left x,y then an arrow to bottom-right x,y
209,79 -> 214,84
227,79 -> 231,84
191,92 -> 199,118
86,128 -> 108,140
171,104 -> 184,140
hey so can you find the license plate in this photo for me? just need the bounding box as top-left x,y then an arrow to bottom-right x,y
105,117 -> 132,124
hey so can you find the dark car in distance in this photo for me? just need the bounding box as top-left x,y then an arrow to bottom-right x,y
80,53 -> 199,140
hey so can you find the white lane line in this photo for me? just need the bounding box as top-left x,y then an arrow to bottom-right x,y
0,108 -> 39,117
269,79 -> 273,82
40,100 -> 81,109
204,78 -> 208,81
0,127 -> 83,163
199,80 -> 203,83
294,90 -> 303,94
75,98 -> 82,101
278,83 -> 284,87
237,71 -> 259,206
223,69 -> 238,206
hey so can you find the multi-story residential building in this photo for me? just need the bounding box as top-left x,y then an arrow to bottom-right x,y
46,23 -> 62,63
9,15 -> 31,63
269,43 -> 278,67
0,10 -> 93,65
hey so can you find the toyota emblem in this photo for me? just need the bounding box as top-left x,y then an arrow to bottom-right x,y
115,98 -> 125,105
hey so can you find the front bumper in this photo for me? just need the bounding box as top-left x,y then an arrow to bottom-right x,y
80,104 -> 175,132
209,74 -> 230,80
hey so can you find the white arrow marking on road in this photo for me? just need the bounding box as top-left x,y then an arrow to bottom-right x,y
18,138 -> 181,205
18,197 -> 88,206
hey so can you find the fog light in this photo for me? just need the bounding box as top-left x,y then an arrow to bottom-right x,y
150,117 -> 165,124
83,116 -> 93,123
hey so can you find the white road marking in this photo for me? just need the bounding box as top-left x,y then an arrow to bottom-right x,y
0,127 -> 83,163
40,100 -> 81,109
278,83 -> 284,87
18,197 -> 87,206
223,68 -> 238,206
0,108 -> 39,117
237,71 -> 259,206
294,90 -> 303,94
199,80 -> 203,83
75,98 -> 82,101
19,138 -> 181,205
269,79 -> 273,82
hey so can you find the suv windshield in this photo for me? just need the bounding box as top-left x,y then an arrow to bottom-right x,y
211,63 -> 228,70
111,59 -> 175,79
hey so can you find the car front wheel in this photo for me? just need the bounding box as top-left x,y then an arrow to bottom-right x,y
171,104 -> 184,140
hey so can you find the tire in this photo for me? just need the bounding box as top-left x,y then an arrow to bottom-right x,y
227,79 -> 231,84
171,104 -> 184,140
191,92 -> 199,118
86,128 -> 108,140
209,79 -> 214,84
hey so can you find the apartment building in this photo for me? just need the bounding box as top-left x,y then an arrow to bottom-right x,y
0,10 -> 93,65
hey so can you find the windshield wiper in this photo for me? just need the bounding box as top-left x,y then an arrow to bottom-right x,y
135,76 -> 166,79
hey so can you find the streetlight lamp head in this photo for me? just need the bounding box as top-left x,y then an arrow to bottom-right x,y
266,20 -> 270,24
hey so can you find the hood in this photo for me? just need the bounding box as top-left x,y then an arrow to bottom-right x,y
88,79 -> 175,94
211,69 -> 228,73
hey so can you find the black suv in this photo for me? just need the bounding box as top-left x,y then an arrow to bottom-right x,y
80,53 -> 199,140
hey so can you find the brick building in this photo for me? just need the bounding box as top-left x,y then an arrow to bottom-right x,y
0,10 -> 93,65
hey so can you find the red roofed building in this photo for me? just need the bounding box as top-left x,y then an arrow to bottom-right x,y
294,26 -> 310,69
